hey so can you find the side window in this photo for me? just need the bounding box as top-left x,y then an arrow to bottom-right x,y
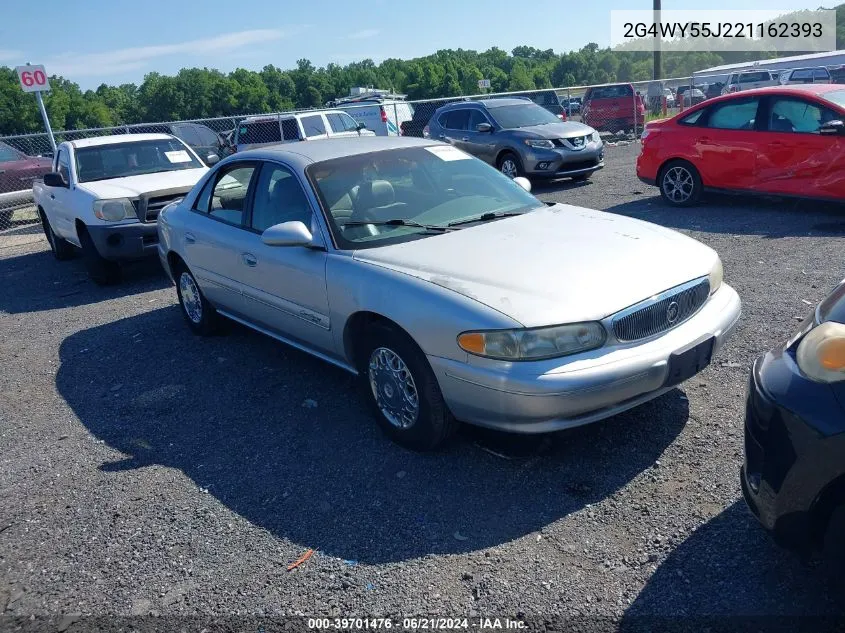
339,112 -> 360,131
814,68 -> 830,81
171,124 -> 201,147
238,120 -> 281,145
301,115 -> 327,137
194,125 -> 219,146
705,98 -> 760,130
56,149 -> 70,181
768,98 -> 835,134
467,109 -> 489,130
326,113 -> 344,133
281,118 -> 301,141
250,164 -> 312,233
678,109 -> 705,125
444,109 -> 470,130
194,164 -> 256,226
327,113 -> 358,134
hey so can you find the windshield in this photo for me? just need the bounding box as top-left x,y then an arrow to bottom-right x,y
0,144 -> 23,163
486,103 -> 560,129
821,90 -> 845,110
74,139 -> 203,183
307,146 -> 543,250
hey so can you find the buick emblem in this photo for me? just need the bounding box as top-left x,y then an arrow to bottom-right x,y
666,301 -> 680,324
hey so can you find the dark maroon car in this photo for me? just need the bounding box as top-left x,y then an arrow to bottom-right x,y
0,141 -> 52,227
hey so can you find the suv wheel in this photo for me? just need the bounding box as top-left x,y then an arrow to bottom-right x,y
497,152 -> 523,179
659,159 -> 702,207
360,322 -> 457,451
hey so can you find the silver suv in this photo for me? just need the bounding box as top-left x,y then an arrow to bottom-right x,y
235,109 -> 375,152
426,98 -> 603,181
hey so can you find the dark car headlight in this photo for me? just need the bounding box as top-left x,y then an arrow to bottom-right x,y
795,322 -> 845,383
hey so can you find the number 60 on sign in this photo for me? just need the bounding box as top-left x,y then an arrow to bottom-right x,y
15,65 -> 51,93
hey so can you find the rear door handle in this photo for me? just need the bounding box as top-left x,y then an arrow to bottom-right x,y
242,252 -> 257,267
50,194 -> 55,199
184,233 -> 196,244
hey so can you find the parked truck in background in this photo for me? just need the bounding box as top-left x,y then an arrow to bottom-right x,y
33,134 -> 208,284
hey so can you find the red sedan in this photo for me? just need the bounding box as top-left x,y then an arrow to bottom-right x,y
636,84 -> 845,206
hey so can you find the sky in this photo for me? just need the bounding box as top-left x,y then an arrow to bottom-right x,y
0,0 -> 830,89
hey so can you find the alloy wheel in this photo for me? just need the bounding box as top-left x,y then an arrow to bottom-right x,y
662,166 -> 695,203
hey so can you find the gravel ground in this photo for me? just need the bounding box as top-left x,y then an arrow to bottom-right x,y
1,143 -> 844,625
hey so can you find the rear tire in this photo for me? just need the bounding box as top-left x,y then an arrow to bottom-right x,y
497,152 -> 523,179
79,227 -> 120,285
174,262 -> 220,336
659,159 -> 703,207
39,209 -> 74,260
359,322 -> 457,451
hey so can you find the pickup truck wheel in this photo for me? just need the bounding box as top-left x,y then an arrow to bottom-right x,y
39,209 -> 74,260
360,322 -> 457,451
175,264 -> 219,336
79,228 -> 121,285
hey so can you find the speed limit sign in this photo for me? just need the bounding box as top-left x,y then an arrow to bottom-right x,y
15,64 -> 50,93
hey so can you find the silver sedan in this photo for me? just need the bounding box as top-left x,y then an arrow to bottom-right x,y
157,137 -> 741,450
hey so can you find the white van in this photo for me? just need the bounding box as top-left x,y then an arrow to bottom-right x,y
332,98 -> 415,136
234,109 -> 374,152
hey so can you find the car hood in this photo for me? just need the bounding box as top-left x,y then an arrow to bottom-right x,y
77,168 -> 208,199
516,121 -> 595,138
353,204 -> 718,327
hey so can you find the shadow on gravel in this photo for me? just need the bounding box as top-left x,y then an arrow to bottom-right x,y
56,306 -> 689,564
604,195 -> 845,239
0,247 -> 169,314
622,501 -> 844,623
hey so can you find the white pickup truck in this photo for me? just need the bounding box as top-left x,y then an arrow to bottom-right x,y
33,133 -> 212,284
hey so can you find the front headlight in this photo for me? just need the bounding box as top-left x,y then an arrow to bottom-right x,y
457,322 -> 606,361
93,198 -> 136,222
524,139 -> 555,150
796,322 -> 845,383
592,131 -> 601,143
708,258 -> 723,295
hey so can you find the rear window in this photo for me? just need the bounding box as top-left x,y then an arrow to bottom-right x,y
281,118 -> 300,141
301,115 -> 327,137
739,72 -> 770,83
238,119 -> 281,145
587,85 -> 634,99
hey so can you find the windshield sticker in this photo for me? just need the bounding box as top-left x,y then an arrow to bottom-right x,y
425,145 -> 471,161
164,150 -> 192,163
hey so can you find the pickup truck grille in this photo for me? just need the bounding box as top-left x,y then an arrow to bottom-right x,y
144,194 -> 184,222
612,278 -> 710,342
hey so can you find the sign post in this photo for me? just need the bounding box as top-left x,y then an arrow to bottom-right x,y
16,63 -> 56,154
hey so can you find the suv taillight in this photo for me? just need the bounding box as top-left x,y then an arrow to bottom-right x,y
422,125 -> 430,138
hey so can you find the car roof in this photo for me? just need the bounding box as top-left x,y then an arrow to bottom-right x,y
739,84 -> 844,97
230,136 -> 440,167
70,133 -> 174,148
242,109 -> 355,123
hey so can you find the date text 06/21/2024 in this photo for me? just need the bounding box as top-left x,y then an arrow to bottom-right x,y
306,617 -> 527,630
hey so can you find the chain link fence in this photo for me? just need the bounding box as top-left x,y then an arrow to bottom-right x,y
1,65 -> 841,243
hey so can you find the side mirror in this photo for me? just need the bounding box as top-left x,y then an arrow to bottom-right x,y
205,153 -> 220,166
356,123 -> 367,131
43,172 -> 67,188
261,220 -> 314,247
820,120 -> 845,136
513,176 -> 532,193
476,122 -> 493,133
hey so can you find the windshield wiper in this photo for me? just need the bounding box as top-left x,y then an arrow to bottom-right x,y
343,219 -> 456,232
447,211 -> 525,227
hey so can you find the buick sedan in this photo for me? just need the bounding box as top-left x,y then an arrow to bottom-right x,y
157,137 -> 741,450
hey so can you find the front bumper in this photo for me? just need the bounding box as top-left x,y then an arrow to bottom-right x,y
86,221 -> 159,262
429,283 -> 741,433
523,144 -> 604,178
741,347 -> 845,552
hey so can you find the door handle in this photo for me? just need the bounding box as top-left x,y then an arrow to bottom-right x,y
184,233 -> 196,244
50,194 -> 55,200
242,253 -> 257,267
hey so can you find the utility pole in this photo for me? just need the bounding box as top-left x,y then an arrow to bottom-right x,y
653,0 -> 662,80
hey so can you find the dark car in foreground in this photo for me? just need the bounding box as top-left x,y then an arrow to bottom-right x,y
427,98 -> 603,181
742,278 -> 845,561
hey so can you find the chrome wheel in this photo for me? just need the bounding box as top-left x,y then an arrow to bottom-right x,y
368,347 -> 419,429
662,166 -> 695,203
179,272 -> 203,324
500,158 -> 519,179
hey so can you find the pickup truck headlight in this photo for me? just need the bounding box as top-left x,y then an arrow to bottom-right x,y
592,131 -> 601,143
796,322 -> 845,383
709,258 -> 723,295
524,139 -> 555,150
458,322 -> 606,361
93,198 -> 136,222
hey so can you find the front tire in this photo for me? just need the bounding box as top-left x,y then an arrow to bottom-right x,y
39,209 -> 74,260
360,322 -> 457,451
174,263 -> 220,336
79,227 -> 120,285
659,159 -> 703,207
497,152 -> 523,179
